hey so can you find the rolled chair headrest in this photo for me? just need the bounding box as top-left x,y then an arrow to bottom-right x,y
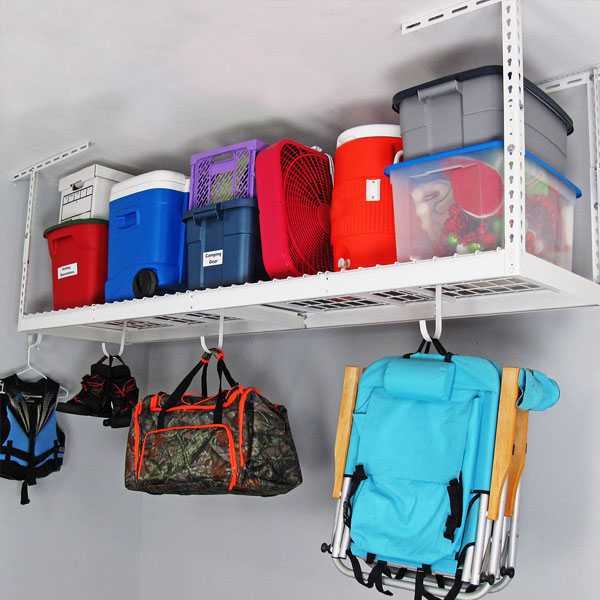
384,357 -> 456,403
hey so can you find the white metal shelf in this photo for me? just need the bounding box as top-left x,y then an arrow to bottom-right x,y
12,0 -> 600,346
17,251 -> 600,344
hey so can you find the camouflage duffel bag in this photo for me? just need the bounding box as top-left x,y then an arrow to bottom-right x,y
124,348 -> 302,496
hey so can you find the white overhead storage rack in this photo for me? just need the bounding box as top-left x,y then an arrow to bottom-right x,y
13,0 -> 600,346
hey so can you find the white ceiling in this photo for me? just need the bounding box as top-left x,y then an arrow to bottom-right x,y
1,0 -> 599,177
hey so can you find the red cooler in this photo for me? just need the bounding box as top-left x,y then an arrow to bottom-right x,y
331,124 -> 403,270
44,219 -> 108,310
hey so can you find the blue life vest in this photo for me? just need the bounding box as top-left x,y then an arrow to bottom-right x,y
0,375 -> 65,505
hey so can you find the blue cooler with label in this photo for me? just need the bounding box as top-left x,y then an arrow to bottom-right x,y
105,170 -> 189,301
183,197 -> 265,290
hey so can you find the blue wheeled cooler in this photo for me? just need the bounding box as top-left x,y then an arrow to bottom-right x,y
183,197 -> 265,290
105,171 -> 189,302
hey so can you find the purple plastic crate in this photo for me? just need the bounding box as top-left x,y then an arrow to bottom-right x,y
189,139 -> 269,209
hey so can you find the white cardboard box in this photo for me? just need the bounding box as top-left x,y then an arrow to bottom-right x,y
59,164 -> 132,223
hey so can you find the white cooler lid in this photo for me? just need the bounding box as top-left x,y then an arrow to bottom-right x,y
110,170 -> 189,201
336,124 -> 402,148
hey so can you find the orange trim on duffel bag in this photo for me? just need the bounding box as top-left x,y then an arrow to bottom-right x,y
201,349 -> 224,362
178,386 -> 242,411
133,399 -> 145,473
237,387 -> 259,468
150,393 -> 169,411
137,424 -> 238,490
147,387 -> 242,412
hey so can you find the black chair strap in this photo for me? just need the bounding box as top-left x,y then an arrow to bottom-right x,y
403,338 -> 452,361
414,568 -> 463,600
347,548 -> 370,588
344,465 -> 368,526
367,560 -> 393,596
431,338 -> 453,363
444,475 -> 463,542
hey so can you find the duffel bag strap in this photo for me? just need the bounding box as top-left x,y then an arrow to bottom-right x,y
211,351 -> 237,425
200,348 -> 236,398
157,351 -> 212,428
158,349 -> 238,429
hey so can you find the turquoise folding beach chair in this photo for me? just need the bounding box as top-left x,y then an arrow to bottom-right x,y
322,340 -> 559,599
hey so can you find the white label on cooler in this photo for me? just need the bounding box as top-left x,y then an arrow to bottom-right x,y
57,262 -> 78,279
366,179 -> 381,201
203,249 -> 223,267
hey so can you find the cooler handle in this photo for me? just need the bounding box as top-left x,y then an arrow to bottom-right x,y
417,79 -> 461,102
116,211 -> 139,230
393,150 -> 404,164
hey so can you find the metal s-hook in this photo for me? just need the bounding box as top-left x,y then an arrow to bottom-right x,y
419,285 -> 443,342
200,314 -> 224,353
102,321 -> 127,357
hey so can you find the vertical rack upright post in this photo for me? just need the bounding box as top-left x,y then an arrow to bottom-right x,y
501,0 -> 526,276
589,66 -> 600,283
19,171 -> 37,321
13,142 -> 91,331
537,66 -> 600,285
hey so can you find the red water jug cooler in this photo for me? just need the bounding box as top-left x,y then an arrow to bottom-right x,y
331,124 -> 402,270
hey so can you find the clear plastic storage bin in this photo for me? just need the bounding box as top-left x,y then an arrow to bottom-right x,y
384,141 -> 581,270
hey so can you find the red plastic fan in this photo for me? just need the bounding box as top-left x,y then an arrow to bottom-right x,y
256,140 -> 334,278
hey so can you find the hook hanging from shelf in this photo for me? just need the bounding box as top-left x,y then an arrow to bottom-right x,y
18,333 -> 44,379
101,321 -> 127,357
200,314 -> 224,353
419,285 -> 443,341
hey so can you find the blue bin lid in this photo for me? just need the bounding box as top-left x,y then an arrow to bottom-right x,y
384,140 -> 582,199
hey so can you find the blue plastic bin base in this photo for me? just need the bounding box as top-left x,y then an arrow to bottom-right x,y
183,197 -> 265,290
